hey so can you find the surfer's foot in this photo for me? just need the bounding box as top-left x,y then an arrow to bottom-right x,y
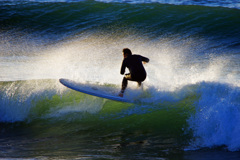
118,92 -> 124,97
137,81 -> 142,87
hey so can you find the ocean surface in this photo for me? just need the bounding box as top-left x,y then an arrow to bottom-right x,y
1,0 -> 240,159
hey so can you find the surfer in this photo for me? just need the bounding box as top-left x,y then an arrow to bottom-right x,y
119,48 -> 149,97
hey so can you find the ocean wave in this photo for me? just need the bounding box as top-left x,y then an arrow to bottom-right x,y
1,0 -> 240,156
2,0 -> 240,9
1,0 -> 239,47
1,79 -> 240,151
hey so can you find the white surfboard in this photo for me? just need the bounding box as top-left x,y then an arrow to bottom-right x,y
59,78 -> 131,103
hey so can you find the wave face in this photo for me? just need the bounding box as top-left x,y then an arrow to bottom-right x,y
0,0 -> 240,159
1,80 -> 240,158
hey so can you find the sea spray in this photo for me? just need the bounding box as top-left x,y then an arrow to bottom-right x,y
0,80 -> 63,122
187,82 -> 240,151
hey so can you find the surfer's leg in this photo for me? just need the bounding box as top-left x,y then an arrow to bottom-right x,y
121,77 -> 128,93
120,74 -> 131,94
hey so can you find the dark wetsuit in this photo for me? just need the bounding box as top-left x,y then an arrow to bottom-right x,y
120,54 -> 149,93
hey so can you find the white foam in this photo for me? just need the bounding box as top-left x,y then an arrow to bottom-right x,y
187,82 -> 240,151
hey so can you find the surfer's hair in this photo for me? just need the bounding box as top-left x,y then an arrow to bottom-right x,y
123,48 -> 132,56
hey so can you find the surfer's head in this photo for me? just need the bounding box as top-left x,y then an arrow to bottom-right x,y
123,48 -> 132,58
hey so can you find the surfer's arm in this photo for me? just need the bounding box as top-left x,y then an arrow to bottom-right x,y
120,60 -> 126,75
141,56 -> 149,64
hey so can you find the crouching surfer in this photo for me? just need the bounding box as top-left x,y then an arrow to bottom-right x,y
119,48 -> 149,97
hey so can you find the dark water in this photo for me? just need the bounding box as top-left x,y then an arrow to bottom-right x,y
0,0 -> 240,159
